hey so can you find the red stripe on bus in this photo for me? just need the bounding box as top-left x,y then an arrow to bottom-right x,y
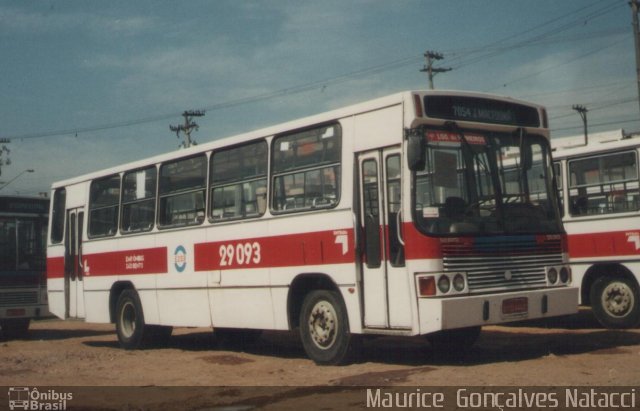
83,247 -> 168,276
47,256 -> 65,279
567,230 -> 640,259
194,229 -> 355,271
403,223 -> 442,259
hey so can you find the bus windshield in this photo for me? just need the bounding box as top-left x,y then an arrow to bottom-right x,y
0,217 -> 47,272
413,128 -> 562,235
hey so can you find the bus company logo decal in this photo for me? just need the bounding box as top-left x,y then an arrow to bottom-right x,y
8,387 -> 73,410
174,245 -> 187,272
626,232 -> 640,251
334,230 -> 349,255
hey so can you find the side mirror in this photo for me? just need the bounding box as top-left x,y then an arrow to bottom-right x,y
407,132 -> 426,171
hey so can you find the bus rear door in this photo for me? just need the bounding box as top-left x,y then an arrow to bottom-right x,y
64,208 -> 85,318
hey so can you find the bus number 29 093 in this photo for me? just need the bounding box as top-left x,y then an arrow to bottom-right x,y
219,242 -> 262,267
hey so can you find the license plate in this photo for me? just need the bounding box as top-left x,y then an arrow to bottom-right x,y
502,297 -> 528,315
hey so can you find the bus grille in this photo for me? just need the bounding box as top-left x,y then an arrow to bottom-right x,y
0,291 -> 39,307
442,236 -> 563,293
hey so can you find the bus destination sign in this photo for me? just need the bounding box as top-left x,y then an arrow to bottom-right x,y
424,95 -> 540,127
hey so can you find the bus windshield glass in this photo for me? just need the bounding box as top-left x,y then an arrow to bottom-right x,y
413,129 -> 562,235
0,217 -> 47,272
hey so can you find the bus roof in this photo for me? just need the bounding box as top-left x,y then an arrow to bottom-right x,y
51,89 -> 544,189
551,129 -> 640,159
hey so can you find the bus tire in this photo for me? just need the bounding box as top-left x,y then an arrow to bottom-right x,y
1,318 -> 30,339
115,289 -> 152,349
299,290 -> 353,365
590,276 -> 640,329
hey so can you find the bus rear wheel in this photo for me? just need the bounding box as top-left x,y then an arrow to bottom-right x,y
299,290 -> 354,365
115,289 -> 155,349
590,276 -> 640,329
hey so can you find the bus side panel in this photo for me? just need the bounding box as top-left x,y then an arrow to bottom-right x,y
46,244 -> 66,319
269,211 -> 357,328
353,104 -> 403,152
156,228 -> 211,327
204,220 -> 272,329
81,236 -> 160,324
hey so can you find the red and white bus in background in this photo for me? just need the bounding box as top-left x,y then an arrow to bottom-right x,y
552,129 -> 640,328
47,90 -> 577,364
0,196 -> 49,338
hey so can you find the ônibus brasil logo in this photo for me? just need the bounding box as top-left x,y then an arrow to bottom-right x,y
174,245 -> 187,272
8,387 -> 73,410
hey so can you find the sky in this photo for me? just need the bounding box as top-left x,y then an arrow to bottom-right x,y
0,0 -> 637,196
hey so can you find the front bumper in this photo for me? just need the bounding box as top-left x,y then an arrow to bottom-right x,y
418,286 -> 578,334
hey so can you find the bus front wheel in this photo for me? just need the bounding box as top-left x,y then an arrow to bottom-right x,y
299,290 -> 354,365
590,276 -> 640,329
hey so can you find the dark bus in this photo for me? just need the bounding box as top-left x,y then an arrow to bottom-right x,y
0,196 -> 49,338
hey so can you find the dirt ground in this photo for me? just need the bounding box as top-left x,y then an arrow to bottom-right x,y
1,309 -> 639,410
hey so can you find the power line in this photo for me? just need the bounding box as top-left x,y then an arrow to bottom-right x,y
552,116 -> 640,132
6,55 -> 421,140
485,35 -> 628,92
447,1 -> 624,71
5,1 -> 629,141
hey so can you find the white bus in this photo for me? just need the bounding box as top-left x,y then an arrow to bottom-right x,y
553,129 -> 640,328
47,90 -> 577,364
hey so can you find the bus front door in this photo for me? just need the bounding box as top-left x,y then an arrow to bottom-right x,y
358,147 -> 411,329
64,208 -> 85,318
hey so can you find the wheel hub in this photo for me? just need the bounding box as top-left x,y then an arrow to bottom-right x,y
308,301 -> 337,349
120,301 -> 137,338
602,282 -> 634,317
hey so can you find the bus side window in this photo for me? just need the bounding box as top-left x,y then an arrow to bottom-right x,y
88,175 -> 120,237
568,151 -> 639,216
158,155 -> 207,228
50,188 -> 66,243
121,166 -> 156,233
271,124 -> 341,213
209,140 -> 268,222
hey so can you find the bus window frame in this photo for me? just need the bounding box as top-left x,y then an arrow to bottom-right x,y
567,149 -> 640,217
270,122 -> 342,215
120,165 -> 158,234
209,139 -> 268,223
88,174 -> 121,239
50,187 -> 66,244
157,153 -> 208,229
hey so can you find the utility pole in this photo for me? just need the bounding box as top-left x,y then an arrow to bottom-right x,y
0,138 -> 11,177
631,1 -> 640,117
572,104 -> 588,146
170,110 -> 205,149
420,50 -> 452,90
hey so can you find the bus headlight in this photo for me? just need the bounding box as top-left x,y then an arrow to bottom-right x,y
546,265 -> 571,286
416,273 -> 468,297
559,266 -> 571,284
437,275 -> 451,294
453,273 -> 466,292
